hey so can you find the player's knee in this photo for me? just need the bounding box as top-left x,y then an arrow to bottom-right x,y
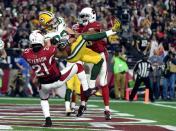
100,81 -> 108,87
99,58 -> 104,64
76,63 -> 84,73
96,58 -> 104,65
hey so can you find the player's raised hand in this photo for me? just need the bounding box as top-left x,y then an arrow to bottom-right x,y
112,18 -> 121,32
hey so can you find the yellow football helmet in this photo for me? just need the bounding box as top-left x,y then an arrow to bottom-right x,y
39,11 -> 57,31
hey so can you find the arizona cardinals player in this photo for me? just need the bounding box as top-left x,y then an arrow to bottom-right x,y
73,7 -> 112,120
22,31 -> 90,127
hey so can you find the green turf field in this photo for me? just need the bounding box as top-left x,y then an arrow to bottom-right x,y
0,97 -> 175,131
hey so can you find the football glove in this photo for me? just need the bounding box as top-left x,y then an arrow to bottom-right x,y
112,18 -> 121,32
51,35 -> 69,50
51,35 -> 60,45
58,38 -> 69,49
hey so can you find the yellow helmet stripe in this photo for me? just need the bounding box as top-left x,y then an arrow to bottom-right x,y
39,11 -> 54,17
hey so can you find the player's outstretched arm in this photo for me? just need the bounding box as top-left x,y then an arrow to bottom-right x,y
82,19 -> 121,41
82,30 -> 115,41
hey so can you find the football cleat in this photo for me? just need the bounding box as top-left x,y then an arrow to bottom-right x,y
112,18 -> 121,32
42,117 -> 52,127
91,87 -> 99,95
66,109 -> 72,116
95,91 -> 102,96
83,88 -> 92,99
71,108 -> 76,114
76,105 -> 86,117
66,108 -> 76,116
104,110 -> 112,120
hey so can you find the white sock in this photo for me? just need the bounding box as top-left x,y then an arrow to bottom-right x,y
71,102 -> 76,109
106,29 -> 116,36
41,100 -> 50,118
65,101 -> 71,111
27,83 -> 33,95
105,106 -> 110,111
81,101 -> 86,106
89,80 -> 96,89
77,71 -> 89,91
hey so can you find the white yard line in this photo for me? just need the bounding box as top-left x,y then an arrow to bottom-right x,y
158,125 -> 176,131
0,125 -> 12,130
150,103 -> 176,109
0,97 -> 176,103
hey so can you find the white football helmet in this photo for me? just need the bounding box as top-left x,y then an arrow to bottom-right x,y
79,7 -> 96,25
29,31 -> 44,46
0,39 -> 4,50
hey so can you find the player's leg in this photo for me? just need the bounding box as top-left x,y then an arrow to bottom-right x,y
65,88 -> 72,116
65,73 -> 80,116
77,63 -> 95,117
98,52 -> 111,120
71,90 -> 77,113
59,62 -> 91,98
71,75 -> 81,112
39,88 -> 52,127
81,48 -> 103,89
77,85 -> 87,117
64,62 -> 76,116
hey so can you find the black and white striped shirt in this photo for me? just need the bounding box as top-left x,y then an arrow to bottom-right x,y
133,59 -> 153,78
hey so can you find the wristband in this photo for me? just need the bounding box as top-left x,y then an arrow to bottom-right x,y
106,30 -> 116,37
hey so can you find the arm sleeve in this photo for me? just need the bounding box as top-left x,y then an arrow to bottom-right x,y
82,29 -> 116,41
82,32 -> 107,41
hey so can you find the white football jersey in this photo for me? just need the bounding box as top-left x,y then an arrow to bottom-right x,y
44,17 -> 69,41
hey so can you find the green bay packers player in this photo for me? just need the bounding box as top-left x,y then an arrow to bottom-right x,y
38,11 -> 78,114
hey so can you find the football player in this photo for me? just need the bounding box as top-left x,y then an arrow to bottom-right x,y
39,11 -> 79,116
73,7 -> 113,120
0,39 -> 7,63
22,31 -> 90,127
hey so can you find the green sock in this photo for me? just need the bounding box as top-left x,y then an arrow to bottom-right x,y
91,59 -> 104,80
65,88 -> 72,101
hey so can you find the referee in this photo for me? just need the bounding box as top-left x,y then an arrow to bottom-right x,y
129,55 -> 155,102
